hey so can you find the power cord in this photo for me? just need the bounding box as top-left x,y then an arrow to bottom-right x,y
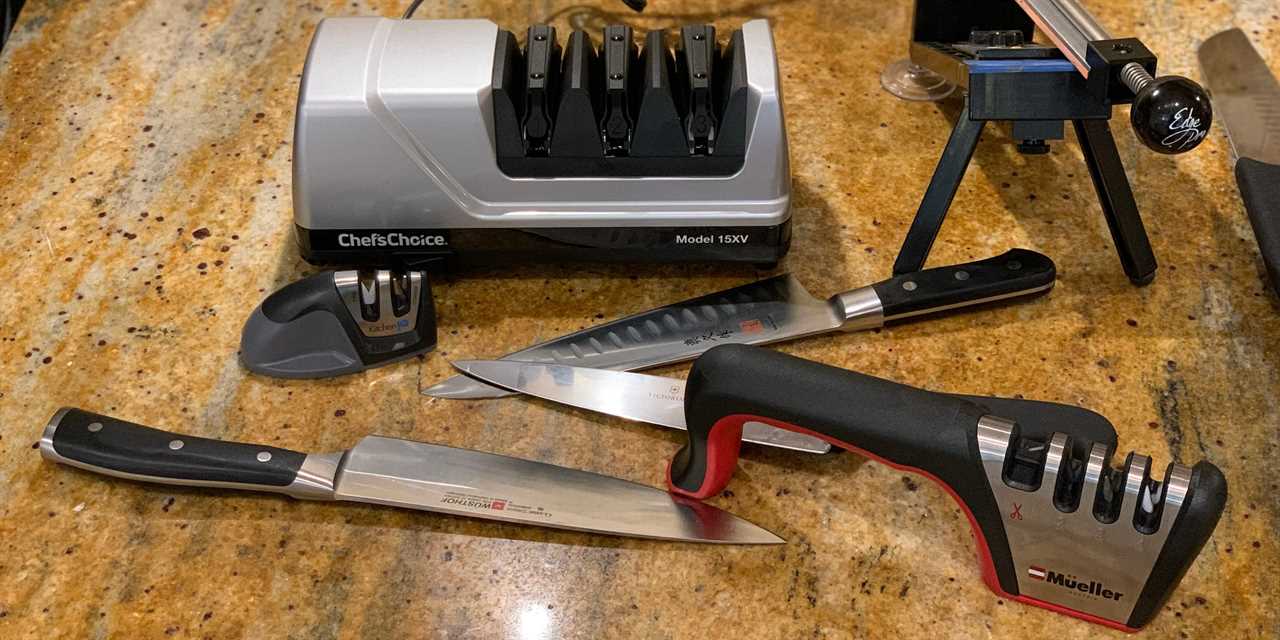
401,0 -> 425,19
2,0 -> 25,52
402,0 -> 644,19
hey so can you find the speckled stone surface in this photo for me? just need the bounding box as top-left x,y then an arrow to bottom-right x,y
0,1 -> 1277,638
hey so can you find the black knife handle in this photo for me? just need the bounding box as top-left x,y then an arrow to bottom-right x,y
872,249 -> 1055,321
40,408 -> 306,488
1236,157 -> 1280,296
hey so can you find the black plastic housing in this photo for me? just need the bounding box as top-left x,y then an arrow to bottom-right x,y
493,23 -> 748,178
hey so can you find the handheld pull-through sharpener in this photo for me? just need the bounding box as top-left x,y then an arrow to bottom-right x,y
293,18 -> 790,268
667,345 -> 1227,631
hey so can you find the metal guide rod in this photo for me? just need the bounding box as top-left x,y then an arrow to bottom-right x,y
1017,0 -> 1155,94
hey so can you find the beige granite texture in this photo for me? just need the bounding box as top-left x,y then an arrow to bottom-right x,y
1,0 -> 1278,638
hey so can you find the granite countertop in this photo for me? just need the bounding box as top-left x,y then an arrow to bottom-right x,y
1,1 -> 1277,638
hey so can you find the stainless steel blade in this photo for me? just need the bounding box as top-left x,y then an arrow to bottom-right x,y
332,435 -> 783,544
1199,28 -> 1280,165
423,274 -> 848,399
452,361 -> 831,454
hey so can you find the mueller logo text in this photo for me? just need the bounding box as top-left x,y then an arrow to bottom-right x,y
1029,565 -> 1124,601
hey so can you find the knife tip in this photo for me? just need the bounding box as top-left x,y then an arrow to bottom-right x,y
421,367 -> 501,399
736,528 -> 786,545
760,532 -> 787,545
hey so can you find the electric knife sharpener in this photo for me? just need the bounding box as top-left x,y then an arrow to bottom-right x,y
667,345 -> 1227,631
293,18 -> 791,268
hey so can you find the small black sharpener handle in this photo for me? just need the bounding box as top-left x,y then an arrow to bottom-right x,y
42,408 -> 306,488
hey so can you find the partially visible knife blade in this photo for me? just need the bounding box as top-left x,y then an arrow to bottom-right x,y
423,249 -> 1056,400
1198,28 -> 1280,295
1198,29 -> 1280,166
427,273 -> 840,400
452,360 -> 832,454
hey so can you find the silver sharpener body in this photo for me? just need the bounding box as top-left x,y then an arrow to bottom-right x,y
293,18 -> 791,267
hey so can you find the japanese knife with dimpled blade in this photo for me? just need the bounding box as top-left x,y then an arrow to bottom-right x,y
660,345 -> 1225,630
423,249 -> 1056,400
38,408 -> 782,544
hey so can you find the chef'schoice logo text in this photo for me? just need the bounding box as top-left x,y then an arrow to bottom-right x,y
1028,565 -> 1124,602
337,232 -> 447,248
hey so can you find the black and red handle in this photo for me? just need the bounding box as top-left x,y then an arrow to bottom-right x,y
666,345 -> 1227,630
665,344 -> 1118,599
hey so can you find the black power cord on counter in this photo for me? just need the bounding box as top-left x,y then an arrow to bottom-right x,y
401,0 -> 426,19
402,0 -> 644,19
2,0 -> 26,52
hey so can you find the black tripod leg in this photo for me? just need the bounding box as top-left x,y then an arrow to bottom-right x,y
893,99 -> 986,275
1074,119 -> 1158,285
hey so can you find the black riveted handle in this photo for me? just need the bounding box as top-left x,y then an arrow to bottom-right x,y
42,408 -> 306,488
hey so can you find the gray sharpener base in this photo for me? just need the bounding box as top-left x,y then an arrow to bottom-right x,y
240,306 -> 364,379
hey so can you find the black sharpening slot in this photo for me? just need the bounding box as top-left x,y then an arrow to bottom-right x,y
521,25 -> 561,156
494,24 -> 749,178
678,25 -> 718,155
601,24 -> 638,155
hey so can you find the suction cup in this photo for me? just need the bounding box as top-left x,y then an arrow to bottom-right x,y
880,59 -> 955,101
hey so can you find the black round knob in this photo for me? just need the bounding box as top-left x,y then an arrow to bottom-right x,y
1129,75 -> 1213,154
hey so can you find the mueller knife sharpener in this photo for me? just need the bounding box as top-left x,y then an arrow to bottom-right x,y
293,18 -> 790,268
667,345 -> 1227,631
886,0 -> 1212,286
240,269 -> 436,378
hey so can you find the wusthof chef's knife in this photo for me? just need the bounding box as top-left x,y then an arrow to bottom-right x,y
461,346 -> 1227,630
423,249 -> 1056,400
1198,28 -> 1280,296
452,359 -> 830,453
37,408 -> 782,544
